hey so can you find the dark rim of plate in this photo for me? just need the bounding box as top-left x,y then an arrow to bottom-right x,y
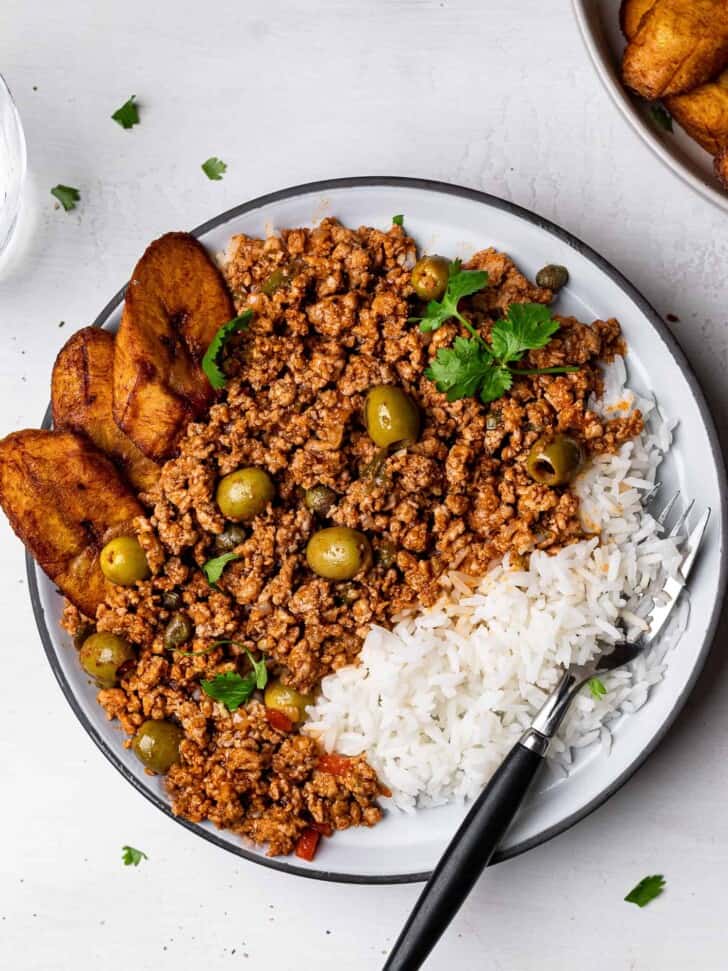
28,176 -> 728,885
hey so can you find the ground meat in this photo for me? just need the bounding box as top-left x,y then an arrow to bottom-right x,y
77,218 -> 641,858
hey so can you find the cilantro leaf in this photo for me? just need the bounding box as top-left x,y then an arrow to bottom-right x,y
425,337 -> 493,401
111,96 -> 139,130
202,551 -> 240,585
122,845 -> 147,866
588,677 -> 607,700
491,303 -> 561,363
211,642 -> 269,690
202,157 -> 227,181
202,311 -> 252,390
649,104 -> 673,132
392,214 -> 404,226
414,259 -> 489,333
51,185 -> 80,212
478,365 -> 513,403
625,875 -> 665,908
201,670 -> 256,711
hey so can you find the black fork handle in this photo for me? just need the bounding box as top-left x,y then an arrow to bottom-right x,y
383,741 -> 545,971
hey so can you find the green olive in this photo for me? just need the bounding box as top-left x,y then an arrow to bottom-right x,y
264,680 -> 313,724
79,632 -> 135,688
411,255 -> 450,301
163,612 -> 194,650
132,720 -> 183,773
216,467 -> 275,522
214,524 -> 246,553
161,590 -> 182,611
535,264 -> 569,290
526,434 -> 583,486
304,484 -> 337,517
306,527 -> 372,581
364,386 -> 421,449
99,536 -> 150,586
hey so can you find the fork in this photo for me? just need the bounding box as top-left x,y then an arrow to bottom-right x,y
383,493 -> 710,971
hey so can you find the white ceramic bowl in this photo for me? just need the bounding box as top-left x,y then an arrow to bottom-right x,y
572,0 -> 728,213
29,178 -> 727,883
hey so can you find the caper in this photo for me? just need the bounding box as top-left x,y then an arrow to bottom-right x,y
99,536 -> 150,586
535,264 -> 569,291
411,255 -> 450,301
163,612 -> 194,651
79,632 -> 135,688
214,524 -> 246,553
216,467 -> 275,522
306,527 -> 372,581
73,621 -> 95,651
262,267 -> 285,295
526,434 -> 583,486
264,680 -> 313,724
161,591 -> 182,611
132,720 -> 183,773
304,484 -> 338,517
364,385 -> 421,449
376,540 -> 397,569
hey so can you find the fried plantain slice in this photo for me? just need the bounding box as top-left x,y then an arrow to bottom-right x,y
0,429 -> 144,616
620,0 -> 659,40
715,144 -> 728,187
52,327 -> 160,494
112,232 -> 235,462
666,68 -> 728,153
622,0 -> 728,100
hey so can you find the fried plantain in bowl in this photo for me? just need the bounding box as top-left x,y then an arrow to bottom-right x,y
52,327 -> 160,494
619,0 -> 658,40
622,0 -> 728,100
0,429 -> 144,616
666,69 -> 728,154
112,232 -> 235,462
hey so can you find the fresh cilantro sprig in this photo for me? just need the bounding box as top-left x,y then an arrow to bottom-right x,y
625,874 -> 665,908
588,677 -> 607,700
201,651 -> 268,711
111,96 -> 140,130
202,157 -> 227,180
202,551 -> 240,585
410,259 -> 489,338
51,185 -> 80,212
202,310 -> 252,390
649,104 -> 673,133
122,845 -> 147,866
392,214 -> 404,227
425,302 -> 578,405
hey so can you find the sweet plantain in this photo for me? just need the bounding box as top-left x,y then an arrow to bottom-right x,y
112,232 -> 235,462
666,68 -> 728,153
0,429 -> 144,616
52,327 -> 160,493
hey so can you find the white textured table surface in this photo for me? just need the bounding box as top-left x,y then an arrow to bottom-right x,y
2,2 -> 728,969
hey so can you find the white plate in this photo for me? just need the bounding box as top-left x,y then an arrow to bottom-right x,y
572,0 -> 728,213
29,178 -> 727,883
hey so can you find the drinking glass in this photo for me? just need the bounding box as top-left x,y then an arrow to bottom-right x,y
0,74 -> 27,256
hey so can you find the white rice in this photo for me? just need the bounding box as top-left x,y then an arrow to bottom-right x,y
304,361 -> 687,811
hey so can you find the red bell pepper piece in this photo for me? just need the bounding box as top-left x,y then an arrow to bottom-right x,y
295,827 -> 321,862
266,708 -> 294,733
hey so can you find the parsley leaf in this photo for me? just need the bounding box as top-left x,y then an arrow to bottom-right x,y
202,551 -> 240,585
490,304 -> 560,363
588,677 -> 607,700
202,157 -> 227,181
392,214 -> 404,226
202,311 -> 252,390
412,259 -> 490,333
111,95 -> 139,129
51,185 -> 80,212
211,642 -> 269,690
426,337 -> 494,401
201,670 -> 257,711
649,104 -> 673,133
425,302 -> 577,406
625,875 -> 665,908
122,845 -> 148,866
